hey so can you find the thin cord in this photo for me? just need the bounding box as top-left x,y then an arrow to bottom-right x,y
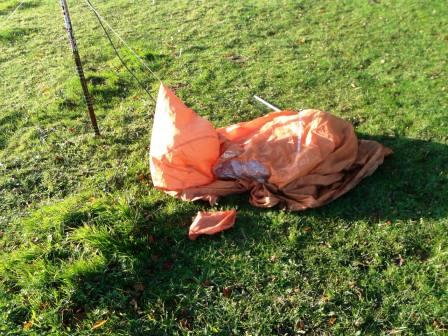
100,20 -> 157,103
85,1 -> 157,102
1,0 -> 25,27
83,0 -> 162,83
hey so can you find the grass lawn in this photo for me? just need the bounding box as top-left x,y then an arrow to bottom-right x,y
1,0 -> 447,334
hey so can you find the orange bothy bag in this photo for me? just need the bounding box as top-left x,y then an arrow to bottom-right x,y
150,84 -> 392,212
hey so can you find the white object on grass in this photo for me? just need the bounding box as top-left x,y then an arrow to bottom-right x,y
253,95 -> 281,112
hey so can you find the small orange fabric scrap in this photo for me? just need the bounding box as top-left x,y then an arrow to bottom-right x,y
189,210 -> 237,240
150,84 -> 220,190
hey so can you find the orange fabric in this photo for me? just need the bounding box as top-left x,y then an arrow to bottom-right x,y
150,84 -> 220,190
189,210 -> 237,240
150,85 -> 392,214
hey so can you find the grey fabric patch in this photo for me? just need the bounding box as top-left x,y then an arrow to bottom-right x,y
214,159 -> 270,183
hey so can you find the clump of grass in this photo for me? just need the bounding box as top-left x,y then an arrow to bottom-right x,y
0,28 -> 34,43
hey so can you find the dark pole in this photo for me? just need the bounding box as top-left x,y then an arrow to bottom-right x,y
60,0 -> 100,136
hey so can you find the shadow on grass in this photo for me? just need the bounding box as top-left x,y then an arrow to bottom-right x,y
309,134 -> 448,222
219,135 -> 448,224
0,28 -> 37,43
60,136 -> 447,334
57,193 -> 283,334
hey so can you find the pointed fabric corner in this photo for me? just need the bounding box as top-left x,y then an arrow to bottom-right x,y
189,209 -> 237,240
150,84 -> 220,190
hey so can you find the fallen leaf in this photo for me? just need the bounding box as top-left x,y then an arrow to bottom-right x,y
319,295 -> 329,304
147,312 -> 156,321
39,302 -> 49,310
303,227 -> 312,232
295,320 -> 305,330
202,279 -> 212,287
328,316 -> 337,326
395,254 -> 405,266
432,319 -> 448,331
137,173 -> 147,182
222,286 -> 232,298
92,319 -> 107,330
179,318 -> 191,330
133,282 -> 144,292
130,298 -> 138,311
151,254 -> 160,262
23,321 -> 33,330
275,295 -> 285,304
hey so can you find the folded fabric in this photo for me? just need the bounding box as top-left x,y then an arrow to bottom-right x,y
150,84 -> 392,212
189,210 -> 237,240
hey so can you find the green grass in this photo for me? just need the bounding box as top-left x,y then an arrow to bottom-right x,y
1,0 -> 447,334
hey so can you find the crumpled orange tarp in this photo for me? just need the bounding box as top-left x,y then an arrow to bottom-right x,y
150,84 -> 392,212
189,210 -> 237,240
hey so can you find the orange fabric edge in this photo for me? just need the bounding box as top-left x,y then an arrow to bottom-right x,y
188,209 -> 237,240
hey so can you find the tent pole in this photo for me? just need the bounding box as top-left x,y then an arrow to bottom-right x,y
253,95 -> 281,112
60,0 -> 100,136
